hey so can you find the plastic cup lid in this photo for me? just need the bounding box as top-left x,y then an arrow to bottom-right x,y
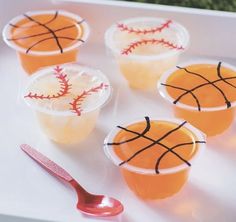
104,116 -> 206,175
104,17 -> 189,61
2,10 -> 90,56
158,59 -> 236,112
23,63 -> 111,116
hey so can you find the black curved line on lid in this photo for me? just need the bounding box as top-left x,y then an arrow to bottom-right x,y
161,83 -> 201,111
23,13 -> 63,53
217,61 -> 236,89
155,140 -> 205,174
164,72 -> 236,109
9,11 -> 58,29
176,65 -> 231,108
118,120 -> 188,166
7,24 -> 77,41
107,116 -> 151,146
26,36 -> 83,53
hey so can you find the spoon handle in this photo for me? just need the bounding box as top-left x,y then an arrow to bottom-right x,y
20,144 -> 73,182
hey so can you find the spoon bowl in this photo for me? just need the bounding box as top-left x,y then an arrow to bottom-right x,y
70,179 -> 124,217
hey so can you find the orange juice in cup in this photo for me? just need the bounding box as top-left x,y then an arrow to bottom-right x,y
105,17 -> 189,90
2,10 -> 89,74
23,63 -> 111,144
104,117 -> 205,199
158,60 -> 236,136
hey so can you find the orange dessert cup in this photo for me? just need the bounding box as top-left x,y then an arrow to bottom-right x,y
2,10 -> 89,74
104,117 -> 205,199
158,60 -> 236,136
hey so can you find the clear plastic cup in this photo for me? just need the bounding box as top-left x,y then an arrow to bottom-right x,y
23,63 -> 111,144
2,10 -> 90,74
158,60 -> 236,136
105,17 -> 189,90
104,117 -> 205,199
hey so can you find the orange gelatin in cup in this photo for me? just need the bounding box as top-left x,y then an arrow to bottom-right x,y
3,10 -> 89,74
159,61 -> 236,136
105,117 -> 205,199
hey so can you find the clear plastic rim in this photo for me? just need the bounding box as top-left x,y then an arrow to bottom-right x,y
103,117 -> 206,175
2,10 -> 90,56
104,17 -> 190,61
157,59 -> 236,112
22,63 -> 112,116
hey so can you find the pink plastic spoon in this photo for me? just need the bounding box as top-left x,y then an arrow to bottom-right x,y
20,144 -> 124,217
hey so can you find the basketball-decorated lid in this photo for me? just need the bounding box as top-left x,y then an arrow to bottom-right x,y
2,10 -> 90,55
104,117 -> 205,174
158,60 -> 236,111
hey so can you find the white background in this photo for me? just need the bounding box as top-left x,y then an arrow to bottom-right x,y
0,0 -> 236,222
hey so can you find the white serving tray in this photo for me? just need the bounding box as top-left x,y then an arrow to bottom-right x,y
1,0 -> 236,222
